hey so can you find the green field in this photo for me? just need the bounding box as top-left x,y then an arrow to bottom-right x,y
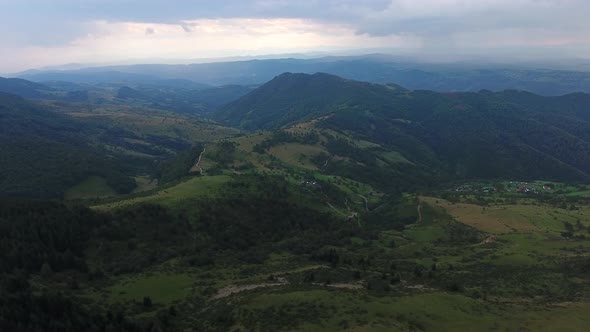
268,143 -> 327,170
102,272 -> 195,305
56,103 -> 239,142
65,176 -> 117,200
201,287 -> 590,331
132,176 -> 159,193
95,175 -> 231,209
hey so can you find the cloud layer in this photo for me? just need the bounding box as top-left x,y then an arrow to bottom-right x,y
1,0 -> 589,72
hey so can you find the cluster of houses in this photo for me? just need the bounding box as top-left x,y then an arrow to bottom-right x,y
449,184 -> 498,193
450,184 -> 476,192
449,182 -> 554,195
301,180 -> 319,187
515,186 -> 535,194
511,182 -> 553,194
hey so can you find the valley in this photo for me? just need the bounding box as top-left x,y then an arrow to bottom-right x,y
2,70 -> 590,331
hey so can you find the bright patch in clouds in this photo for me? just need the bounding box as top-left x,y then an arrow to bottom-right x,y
1,19 -> 418,72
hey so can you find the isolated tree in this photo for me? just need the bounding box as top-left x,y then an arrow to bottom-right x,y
564,221 -> 575,233
389,262 -> 397,271
390,273 -> 401,284
413,265 -> 423,278
168,305 -> 177,316
353,270 -> 361,279
143,296 -> 153,308
40,262 -> 53,279
448,282 -> 464,293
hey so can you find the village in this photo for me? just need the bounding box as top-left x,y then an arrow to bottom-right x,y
447,181 -> 554,195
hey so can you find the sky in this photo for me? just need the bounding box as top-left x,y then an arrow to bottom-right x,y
1,0 -> 589,73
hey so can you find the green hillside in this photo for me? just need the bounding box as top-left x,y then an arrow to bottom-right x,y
0,93 -> 238,199
0,93 -> 138,198
216,73 -> 590,183
216,72 -> 407,130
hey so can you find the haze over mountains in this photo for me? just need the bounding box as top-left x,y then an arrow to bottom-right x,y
13,55 -> 590,96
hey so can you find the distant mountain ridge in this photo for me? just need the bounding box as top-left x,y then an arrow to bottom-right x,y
0,75 -> 250,114
116,84 -> 253,114
16,55 -> 590,95
0,77 -> 54,99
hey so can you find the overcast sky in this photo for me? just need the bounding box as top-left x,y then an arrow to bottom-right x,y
1,0 -> 589,73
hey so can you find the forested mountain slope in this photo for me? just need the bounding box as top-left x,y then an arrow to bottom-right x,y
0,77 -> 54,99
0,93 -> 138,198
216,72 -> 408,130
216,73 -> 590,182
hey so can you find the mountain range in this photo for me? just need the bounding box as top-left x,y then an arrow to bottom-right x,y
4,68 -> 590,196
15,55 -> 590,96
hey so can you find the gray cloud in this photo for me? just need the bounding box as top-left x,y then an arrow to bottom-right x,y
145,27 -> 156,35
180,23 -> 194,33
1,0 -> 589,60
2,0 -> 394,46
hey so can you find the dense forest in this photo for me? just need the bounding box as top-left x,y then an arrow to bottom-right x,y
0,175 -> 395,330
0,93 -> 141,198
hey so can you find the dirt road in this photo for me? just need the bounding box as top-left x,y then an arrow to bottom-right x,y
417,202 -> 423,223
194,147 -> 206,175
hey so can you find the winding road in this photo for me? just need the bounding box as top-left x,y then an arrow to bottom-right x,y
358,194 -> 370,212
194,147 -> 206,175
417,202 -> 423,223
